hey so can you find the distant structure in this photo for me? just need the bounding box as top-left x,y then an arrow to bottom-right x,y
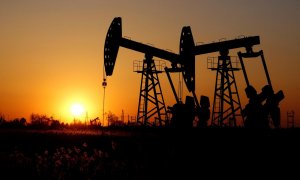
121,109 -> 125,123
85,112 -> 88,126
287,111 -> 295,128
90,117 -> 101,126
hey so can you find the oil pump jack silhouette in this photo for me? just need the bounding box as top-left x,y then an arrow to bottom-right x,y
103,17 -> 284,128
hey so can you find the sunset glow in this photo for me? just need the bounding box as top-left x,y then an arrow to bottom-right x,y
0,0 -> 299,127
1,1 -> 299,178
71,103 -> 84,117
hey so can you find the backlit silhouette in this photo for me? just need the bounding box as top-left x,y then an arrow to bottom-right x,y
104,17 -> 284,128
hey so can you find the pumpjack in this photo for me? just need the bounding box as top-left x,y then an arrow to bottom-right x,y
104,17 -> 179,126
179,27 -> 284,127
104,17 -> 214,127
103,17 -> 284,128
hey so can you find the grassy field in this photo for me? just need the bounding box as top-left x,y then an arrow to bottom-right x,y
1,128 -> 300,179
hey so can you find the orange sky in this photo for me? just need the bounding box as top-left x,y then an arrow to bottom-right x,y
0,0 -> 299,126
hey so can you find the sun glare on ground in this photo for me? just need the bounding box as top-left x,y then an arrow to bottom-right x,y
70,103 -> 84,117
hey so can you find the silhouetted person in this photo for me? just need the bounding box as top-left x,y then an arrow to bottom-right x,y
169,102 -> 185,128
243,85 -> 269,128
185,96 -> 195,128
262,85 -> 284,128
169,96 -> 195,128
197,96 -> 210,128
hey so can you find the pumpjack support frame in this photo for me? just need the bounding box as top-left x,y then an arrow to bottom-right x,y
209,53 -> 244,127
135,55 -> 169,126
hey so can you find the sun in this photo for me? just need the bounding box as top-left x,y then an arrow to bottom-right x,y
70,103 -> 84,117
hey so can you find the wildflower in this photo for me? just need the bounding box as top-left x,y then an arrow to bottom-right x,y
44,150 -> 49,156
83,151 -> 88,158
55,159 -> 62,167
111,141 -> 117,151
83,142 -> 88,148
74,146 -> 81,154
67,148 -> 72,154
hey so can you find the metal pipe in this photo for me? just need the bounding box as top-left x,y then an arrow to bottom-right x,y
165,67 -> 180,104
260,50 -> 272,87
238,52 -> 250,87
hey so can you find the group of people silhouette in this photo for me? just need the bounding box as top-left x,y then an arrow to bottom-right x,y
168,84 -> 284,129
168,95 -> 210,128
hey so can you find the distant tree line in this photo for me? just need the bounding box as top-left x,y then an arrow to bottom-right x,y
0,113 -> 56,129
0,114 -> 26,128
30,113 -> 61,129
0,111 -> 134,129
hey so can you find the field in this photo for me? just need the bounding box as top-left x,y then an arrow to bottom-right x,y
1,128 -> 300,179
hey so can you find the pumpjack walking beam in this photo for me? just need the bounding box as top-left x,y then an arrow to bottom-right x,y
104,17 -> 180,77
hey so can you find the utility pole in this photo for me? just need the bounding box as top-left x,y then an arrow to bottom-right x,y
102,78 -> 107,126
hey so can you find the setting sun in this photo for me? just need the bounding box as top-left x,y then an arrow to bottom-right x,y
71,103 -> 84,117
